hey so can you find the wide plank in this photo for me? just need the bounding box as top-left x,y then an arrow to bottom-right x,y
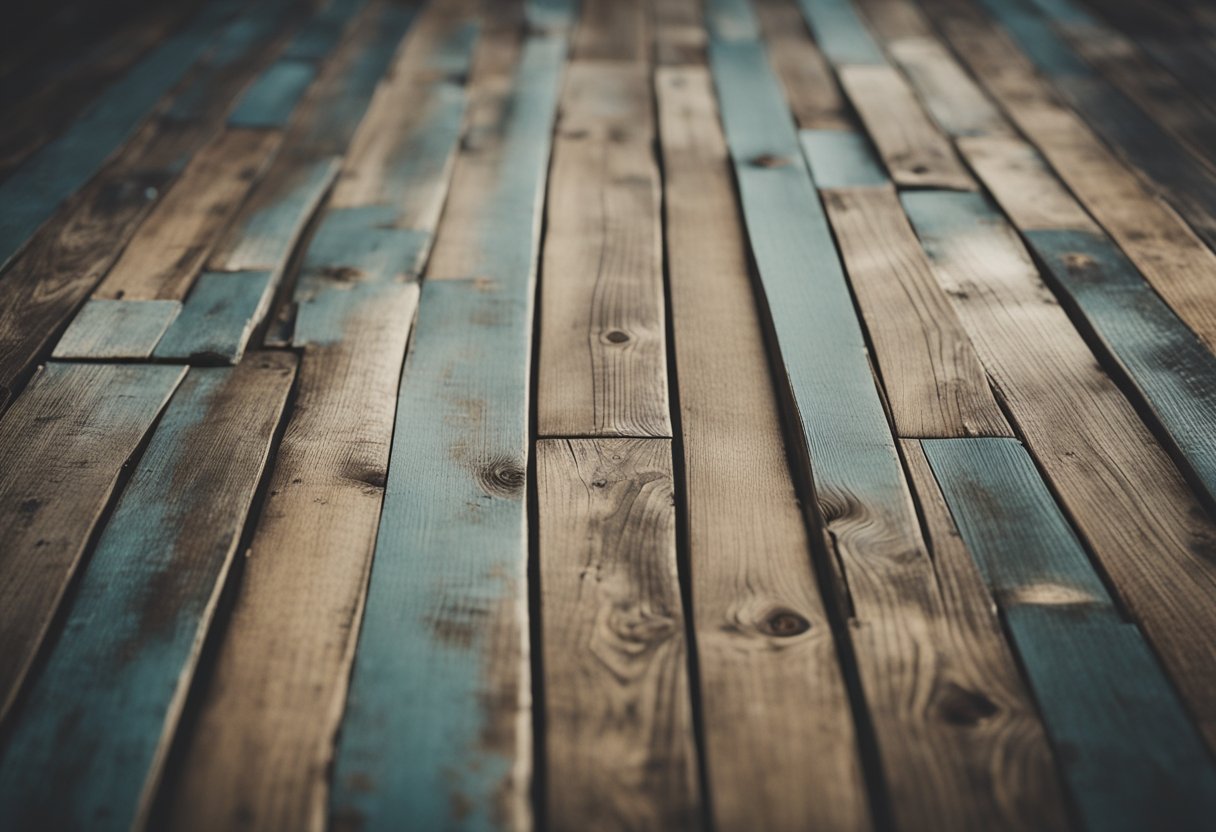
537,438 -> 699,830
0,363 -> 186,719
0,356 -> 295,832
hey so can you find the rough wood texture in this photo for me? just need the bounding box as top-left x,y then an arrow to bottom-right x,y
0,356 -> 295,832
0,362 -> 185,720
957,135 -> 1096,231
885,35 -> 1010,138
52,298 -> 181,360
538,61 -> 671,438
153,271 -> 275,364
657,65 -> 870,832
537,438 -> 700,831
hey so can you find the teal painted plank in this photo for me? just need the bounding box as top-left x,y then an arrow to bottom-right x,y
228,59 -> 318,128
923,437 -> 1216,832
153,271 -> 275,363
800,128 -> 889,187
0,356 -> 295,832
1025,228 -> 1216,509
293,207 -> 430,303
52,299 -> 181,359
0,0 -> 245,268
0,362 -> 186,719
527,0 -> 580,31
705,0 -> 761,40
795,0 -> 886,65
330,35 -> 568,832
282,0 -> 368,60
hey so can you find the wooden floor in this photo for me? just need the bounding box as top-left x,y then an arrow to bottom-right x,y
2,0 -> 1216,828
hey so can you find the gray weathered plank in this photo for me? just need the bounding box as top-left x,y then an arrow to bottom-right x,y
52,299 -> 181,360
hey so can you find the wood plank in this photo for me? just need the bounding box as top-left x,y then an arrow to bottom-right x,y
53,299 -> 181,360
329,29 -> 570,831
836,64 -> 976,190
160,284 -> 418,832
537,438 -> 699,830
0,362 -> 186,720
94,128 -> 282,301
803,131 -> 1009,437
710,38 -> 1069,830
653,0 -> 706,66
656,65 -> 870,832
538,61 -> 670,438
153,271 -> 275,363
885,36 -> 1011,138
794,0 -> 886,65
903,190 -> 1216,749
956,135 -> 1096,231
800,127 -> 889,187
754,0 -> 850,129
920,437 -> 1216,831
705,0 -> 761,40
228,58 -> 320,128
0,356 -> 295,831
573,0 -> 647,61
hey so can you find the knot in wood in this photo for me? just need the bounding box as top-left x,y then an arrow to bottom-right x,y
479,457 -> 526,498
604,330 -> 630,344
760,609 -> 811,637
750,153 -> 790,169
936,682 -> 999,727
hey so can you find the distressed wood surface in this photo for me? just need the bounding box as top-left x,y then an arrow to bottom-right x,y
0,356 -> 294,832
53,299 -> 181,360
657,65 -> 870,832
153,271 -> 275,364
228,59 -> 319,128
885,36 -> 1010,138
538,61 -> 671,438
537,438 -> 699,830
0,363 -> 186,720
754,0 -> 849,128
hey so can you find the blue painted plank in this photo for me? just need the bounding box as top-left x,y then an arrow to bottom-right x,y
799,128 -> 889,187
52,299 -> 181,359
228,59 -> 318,128
330,34 -> 568,832
923,437 -> 1216,832
704,0 -> 761,40
282,0 -> 368,60
795,0 -> 886,65
294,207 -> 431,301
153,271 -> 275,363
0,356 -> 295,832
0,0 -> 245,268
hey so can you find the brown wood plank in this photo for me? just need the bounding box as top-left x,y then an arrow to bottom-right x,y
537,437 -> 700,830
573,0 -> 648,61
755,0 -> 851,129
538,60 -> 671,438
653,0 -> 706,66
656,65 -> 870,832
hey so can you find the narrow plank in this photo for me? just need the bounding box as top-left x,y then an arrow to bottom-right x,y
227,58 -> 319,128
153,271 -> 275,364
710,38 -> 1069,830
1024,228 -> 1216,507
705,0 -> 761,40
903,190 -> 1216,748
573,0 -> 647,61
921,437 -> 1216,831
537,438 -> 699,830
330,30 -> 570,831
0,363 -> 186,719
754,0 -> 850,129
94,128 -> 282,301
538,61 -> 671,438
0,356 -> 295,831
161,284 -> 418,832
794,0 -> 886,64
836,64 -> 976,190
653,0 -> 707,66
657,66 -> 870,832
53,299 -> 181,360
803,131 -> 1009,437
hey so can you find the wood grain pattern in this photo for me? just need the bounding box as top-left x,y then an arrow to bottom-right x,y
957,135 -> 1096,231
537,438 -> 699,831
922,437 -> 1216,831
538,61 -> 671,438
153,271 -> 275,363
885,36 -> 1011,138
904,190 -> 1216,749
657,66 -> 870,832
753,0 -> 850,129
0,356 -> 295,832
52,299 -> 181,360
0,362 -> 186,720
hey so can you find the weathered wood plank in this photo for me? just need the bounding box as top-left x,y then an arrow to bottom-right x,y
710,37 -> 1069,830
0,356 -> 295,832
754,0 -> 849,129
53,299 -> 181,360
330,29 -> 569,831
653,0 -> 707,66
283,0 -> 368,61
228,58 -> 319,128
538,61 -> 670,438
657,66 -> 870,832
0,363 -> 186,719
956,135 -> 1096,231
885,36 -> 1011,138
921,437 -> 1216,831
160,284 -> 418,832
804,131 -> 1009,437
903,190 -> 1216,749
537,438 -> 700,830
153,271 -> 275,364
573,0 -> 648,61
794,0 -> 886,64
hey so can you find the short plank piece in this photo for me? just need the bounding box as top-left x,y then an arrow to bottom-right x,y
710,38 -> 1069,830
53,299 -> 181,360
0,362 -> 186,719
795,0 -> 886,65
1025,228 -> 1216,507
0,356 -> 295,832
330,32 -> 569,831
228,59 -> 319,128
537,438 -> 700,829
836,64 -> 976,190
161,284 -> 418,832
802,129 -> 1009,437
922,437 -> 1216,831
153,271 -> 275,363
538,61 -> 671,438
657,66 -> 870,832
903,190 -> 1216,748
